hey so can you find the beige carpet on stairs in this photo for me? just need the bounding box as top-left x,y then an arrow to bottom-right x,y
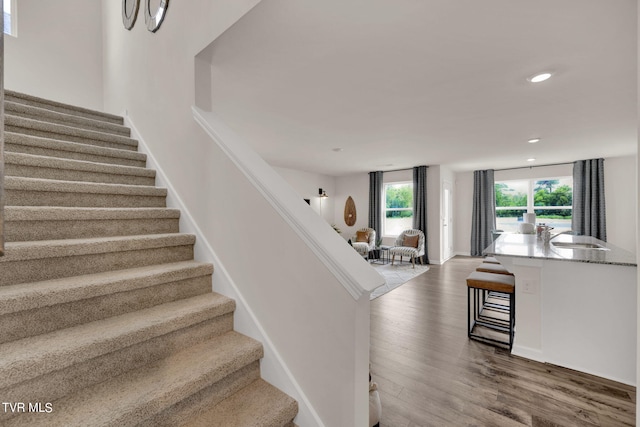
0,90 -> 297,426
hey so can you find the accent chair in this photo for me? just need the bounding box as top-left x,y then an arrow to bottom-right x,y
352,228 -> 376,259
390,229 -> 425,268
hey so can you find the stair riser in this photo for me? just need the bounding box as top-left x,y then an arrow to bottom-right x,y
5,190 -> 167,208
5,163 -> 156,186
6,140 -> 147,168
0,245 -> 194,287
139,361 -> 261,427
0,314 -> 236,414
0,275 -> 213,343
6,217 -> 180,242
5,92 -> 124,125
6,104 -> 130,137
5,124 -> 137,152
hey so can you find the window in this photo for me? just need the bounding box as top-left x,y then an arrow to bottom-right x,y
383,182 -> 413,236
3,0 -> 16,37
495,177 -> 572,233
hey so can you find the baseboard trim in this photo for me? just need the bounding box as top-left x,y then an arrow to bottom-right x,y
511,344 -> 545,363
123,112 -> 323,427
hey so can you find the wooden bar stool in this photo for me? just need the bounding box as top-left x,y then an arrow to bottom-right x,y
476,263 -> 514,306
476,263 -> 514,276
467,271 -> 515,350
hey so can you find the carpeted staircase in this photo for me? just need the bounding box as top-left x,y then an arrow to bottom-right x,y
0,91 -> 298,426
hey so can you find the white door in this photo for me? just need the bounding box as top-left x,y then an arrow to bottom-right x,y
442,182 -> 453,260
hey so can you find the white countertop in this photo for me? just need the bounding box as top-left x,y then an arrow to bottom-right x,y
484,233 -> 637,266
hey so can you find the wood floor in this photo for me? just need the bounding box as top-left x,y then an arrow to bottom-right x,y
370,256 -> 636,427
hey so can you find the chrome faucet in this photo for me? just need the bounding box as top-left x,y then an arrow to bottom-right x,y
543,229 -> 574,244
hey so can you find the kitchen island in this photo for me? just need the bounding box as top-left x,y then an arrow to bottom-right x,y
484,233 -> 637,385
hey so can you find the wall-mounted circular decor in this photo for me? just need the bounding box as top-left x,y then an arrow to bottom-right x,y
122,0 -> 140,30
145,0 -> 169,33
344,196 -> 357,226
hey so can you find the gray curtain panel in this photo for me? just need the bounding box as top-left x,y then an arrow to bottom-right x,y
413,166 -> 429,264
572,158 -> 606,241
368,171 -> 383,241
470,169 -> 496,256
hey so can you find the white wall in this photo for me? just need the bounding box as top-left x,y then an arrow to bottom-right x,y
454,171 -> 474,256
453,156 -> 637,256
606,156 -> 637,253
4,0 -> 104,110
440,165 -> 455,262
273,166 -> 336,225
427,166 -> 441,263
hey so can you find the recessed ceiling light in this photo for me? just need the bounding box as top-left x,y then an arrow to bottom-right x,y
527,72 -> 552,83
332,148 -> 344,152
527,158 -> 536,162
528,138 -> 541,144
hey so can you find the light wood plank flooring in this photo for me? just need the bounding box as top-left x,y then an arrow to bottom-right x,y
370,256 -> 636,427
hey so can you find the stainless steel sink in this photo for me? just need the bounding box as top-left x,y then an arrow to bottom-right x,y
551,242 -> 610,250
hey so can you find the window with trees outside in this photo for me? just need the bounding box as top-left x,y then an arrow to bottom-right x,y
495,177 -> 572,233
384,182 -> 413,237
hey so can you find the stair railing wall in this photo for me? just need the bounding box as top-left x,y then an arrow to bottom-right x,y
191,107 -> 383,427
126,109 -> 383,427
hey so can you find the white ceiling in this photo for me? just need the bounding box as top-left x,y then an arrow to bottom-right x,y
209,0 -> 637,176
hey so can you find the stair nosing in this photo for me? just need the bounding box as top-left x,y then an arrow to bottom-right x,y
5,152 -> 155,178
6,115 -> 138,148
4,206 -> 181,221
0,233 -> 196,262
0,261 -> 214,315
5,132 -> 146,162
182,379 -> 298,427
5,101 -> 130,136
5,90 -> 124,124
0,294 -> 239,389
5,176 -> 167,196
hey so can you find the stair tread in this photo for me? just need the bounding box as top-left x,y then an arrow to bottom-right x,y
0,233 -> 195,262
5,101 -> 130,136
0,260 -> 213,315
5,175 -> 167,195
6,115 -> 138,148
5,90 -> 124,124
4,331 -> 262,427
5,206 -> 180,221
181,379 -> 298,427
5,132 -> 146,162
0,293 -> 237,389
5,151 -> 155,177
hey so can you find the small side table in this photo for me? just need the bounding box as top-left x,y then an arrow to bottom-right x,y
370,245 -> 391,264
